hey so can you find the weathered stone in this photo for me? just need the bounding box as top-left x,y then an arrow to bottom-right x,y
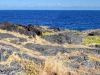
69,56 -> 79,60
0,22 -> 43,37
0,33 -> 16,39
24,43 -> 71,55
42,32 -> 82,44
0,49 -> 12,62
96,62 -> 100,66
69,54 -> 89,63
10,38 -> 27,44
0,43 -> 20,52
19,38 -> 27,42
67,63 -> 80,69
81,60 -> 95,68
18,53 -> 44,64
88,30 -> 100,36
95,45 -> 100,48
76,54 -> 89,63
0,64 -> 24,75
28,24 -> 42,36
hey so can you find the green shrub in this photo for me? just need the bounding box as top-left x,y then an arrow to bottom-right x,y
83,36 -> 100,44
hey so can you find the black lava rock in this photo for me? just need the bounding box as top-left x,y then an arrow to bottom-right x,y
42,32 -> 82,44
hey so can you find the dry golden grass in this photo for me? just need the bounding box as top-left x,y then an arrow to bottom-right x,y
0,52 -> 21,66
45,58 -> 67,72
87,53 -> 100,62
0,29 -> 28,38
19,59 -> 40,75
7,54 -> 72,75
1,29 -> 100,75
0,29 -> 90,49
63,43 -> 90,49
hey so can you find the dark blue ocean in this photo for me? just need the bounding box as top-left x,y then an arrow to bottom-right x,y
0,10 -> 100,31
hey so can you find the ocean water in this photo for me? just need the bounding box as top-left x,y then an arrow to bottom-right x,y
0,10 -> 100,31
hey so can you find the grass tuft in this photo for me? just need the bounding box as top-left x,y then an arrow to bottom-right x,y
40,58 -> 70,75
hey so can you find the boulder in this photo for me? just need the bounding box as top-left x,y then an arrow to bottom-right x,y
0,22 -> 13,30
95,44 -> 100,48
88,30 -> 100,36
28,24 -> 42,36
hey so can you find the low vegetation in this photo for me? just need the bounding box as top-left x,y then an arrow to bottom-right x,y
83,36 -> 100,44
65,29 -> 81,34
19,59 -> 40,75
42,32 -> 54,36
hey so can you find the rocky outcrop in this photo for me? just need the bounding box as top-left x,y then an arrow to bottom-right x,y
83,30 -> 100,36
10,37 -> 27,44
42,32 -> 82,44
0,33 -> 16,40
88,30 -> 100,36
24,43 -> 100,56
0,22 -> 62,38
0,43 -> 20,62
0,22 -> 100,75
0,22 -> 43,37
67,53 -> 95,70
0,63 -> 25,75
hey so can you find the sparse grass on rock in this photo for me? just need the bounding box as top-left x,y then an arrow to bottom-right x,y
83,36 -> 100,44
0,27 -> 100,75
42,32 -> 54,36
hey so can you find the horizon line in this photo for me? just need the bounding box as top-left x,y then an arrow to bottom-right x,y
0,9 -> 100,11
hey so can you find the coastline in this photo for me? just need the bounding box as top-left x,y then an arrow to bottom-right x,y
0,10 -> 100,31
0,22 -> 100,75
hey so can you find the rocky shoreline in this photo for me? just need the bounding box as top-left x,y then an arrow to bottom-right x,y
0,22 -> 100,75
0,22 -> 100,45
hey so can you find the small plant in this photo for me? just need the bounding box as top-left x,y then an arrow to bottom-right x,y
18,59 -> 40,75
3,51 -> 10,57
41,58 -> 69,75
